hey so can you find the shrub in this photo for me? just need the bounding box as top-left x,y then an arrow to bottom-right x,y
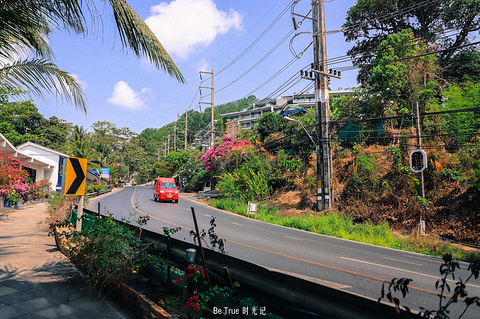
66,215 -> 145,288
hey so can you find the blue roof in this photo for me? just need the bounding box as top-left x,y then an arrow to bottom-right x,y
87,169 -> 100,176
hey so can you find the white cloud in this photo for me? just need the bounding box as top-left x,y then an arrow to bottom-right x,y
71,73 -> 88,90
107,81 -> 150,110
196,58 -> 210,73
145,0 -> 242,59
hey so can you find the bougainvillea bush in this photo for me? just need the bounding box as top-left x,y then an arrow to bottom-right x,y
0,150 -> 30,199
199,137 -> 251,172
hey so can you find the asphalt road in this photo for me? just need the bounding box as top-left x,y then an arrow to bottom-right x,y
87,186 -> 480,318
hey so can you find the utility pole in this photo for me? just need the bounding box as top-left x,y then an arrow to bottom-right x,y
414,101 -> 426,235
414,101 -> 425,198
167,134 -> 171,155
174,121 -> 177,152
312,0 -> 332,210
199,69 -> 215,149
185,110 -> 188,150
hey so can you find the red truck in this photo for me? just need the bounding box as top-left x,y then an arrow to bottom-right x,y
153,177 -> 179,203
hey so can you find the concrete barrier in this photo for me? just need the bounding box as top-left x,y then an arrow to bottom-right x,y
84,208 -> 412,319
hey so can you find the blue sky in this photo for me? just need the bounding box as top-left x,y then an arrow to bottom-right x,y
34,0 -> 358,134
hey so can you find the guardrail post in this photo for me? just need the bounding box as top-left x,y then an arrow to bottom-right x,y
190,207 -> 211,288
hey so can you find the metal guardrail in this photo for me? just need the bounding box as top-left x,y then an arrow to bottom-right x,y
85,188 -> 112,198
83,208 -> 411,319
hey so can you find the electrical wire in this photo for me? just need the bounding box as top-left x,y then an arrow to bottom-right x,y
216,29 -> 296,93
215,1 -> 294,77
215,0 -> 284,60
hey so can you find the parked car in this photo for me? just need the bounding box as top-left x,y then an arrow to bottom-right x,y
125,183 -> 132,187
153,177 -> 179,203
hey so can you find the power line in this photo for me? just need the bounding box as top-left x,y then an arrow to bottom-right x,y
215,1 -> 294,77
216,29 -> 295,93
215,0 -> 284,60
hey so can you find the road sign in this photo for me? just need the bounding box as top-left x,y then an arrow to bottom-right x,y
409,149 -> 427,173
247,201 -> 257,219
64,157 -> 87,196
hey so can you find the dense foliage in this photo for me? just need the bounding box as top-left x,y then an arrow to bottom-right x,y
343,0 -> 480,83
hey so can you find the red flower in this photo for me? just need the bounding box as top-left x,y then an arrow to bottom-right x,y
188,273 -> 194,278
173,278 -> 183,283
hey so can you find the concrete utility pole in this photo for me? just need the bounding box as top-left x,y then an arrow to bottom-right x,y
414,101 -> 425,198
312,0 -> 333,210
167,134 -> 171,155
174,121 -> 177,152
199,69 -> 215,149
185,110 -> 188,150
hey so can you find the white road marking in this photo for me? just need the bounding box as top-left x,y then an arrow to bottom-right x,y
340,257 -> 439,279
284,235 -> 302,241
232,222 -> 243,226
340,257 -> 480,289
401,254 -> 437,262
382,257 -> 423,266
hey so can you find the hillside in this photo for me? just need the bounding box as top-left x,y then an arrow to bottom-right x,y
266,142 -> 480,247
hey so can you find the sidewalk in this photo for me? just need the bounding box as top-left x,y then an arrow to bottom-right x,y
0,203 -> 135,319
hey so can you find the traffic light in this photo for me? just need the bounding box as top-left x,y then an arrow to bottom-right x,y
410,149 -> 427,173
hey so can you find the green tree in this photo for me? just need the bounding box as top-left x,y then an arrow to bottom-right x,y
343,0 -> 480,83
368,30 -> 438,116
165,151 -> 190,172
256,112 -> 284,142
442,49 -> 480,83
37,116 -> 69,150
65,125 -> 100,169
153,161 -> 173,178
433,82 -> 480,145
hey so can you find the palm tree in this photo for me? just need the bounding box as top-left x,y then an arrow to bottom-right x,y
0,0 -> 184,112
66,126 -> 101,169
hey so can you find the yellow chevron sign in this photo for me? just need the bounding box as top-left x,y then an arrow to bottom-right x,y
64,157 -> 87,196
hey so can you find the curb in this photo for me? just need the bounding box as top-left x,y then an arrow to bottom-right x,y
118,284 -> 173,319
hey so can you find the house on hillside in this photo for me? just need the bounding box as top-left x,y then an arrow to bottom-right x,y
220,90 -> 354,139
222,96 -> 290,139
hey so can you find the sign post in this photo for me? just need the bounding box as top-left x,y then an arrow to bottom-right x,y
64,157 -> 87,231
247,201 -> 257,219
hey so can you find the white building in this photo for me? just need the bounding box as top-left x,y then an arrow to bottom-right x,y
16,141 -> 69,191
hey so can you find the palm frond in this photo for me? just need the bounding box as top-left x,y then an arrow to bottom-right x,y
106,0 -> 185,83
0,2 -> 53,59
0,59 -> 86,112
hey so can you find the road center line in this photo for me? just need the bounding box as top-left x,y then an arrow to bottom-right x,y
381,257 -> 423,266
232,222 -> 243,226
130,189 -> 458,297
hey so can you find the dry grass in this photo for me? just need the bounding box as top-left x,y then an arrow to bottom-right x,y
45,196 -> 78,226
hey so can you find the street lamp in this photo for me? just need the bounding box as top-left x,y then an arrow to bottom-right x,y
283,116 -> 316,146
